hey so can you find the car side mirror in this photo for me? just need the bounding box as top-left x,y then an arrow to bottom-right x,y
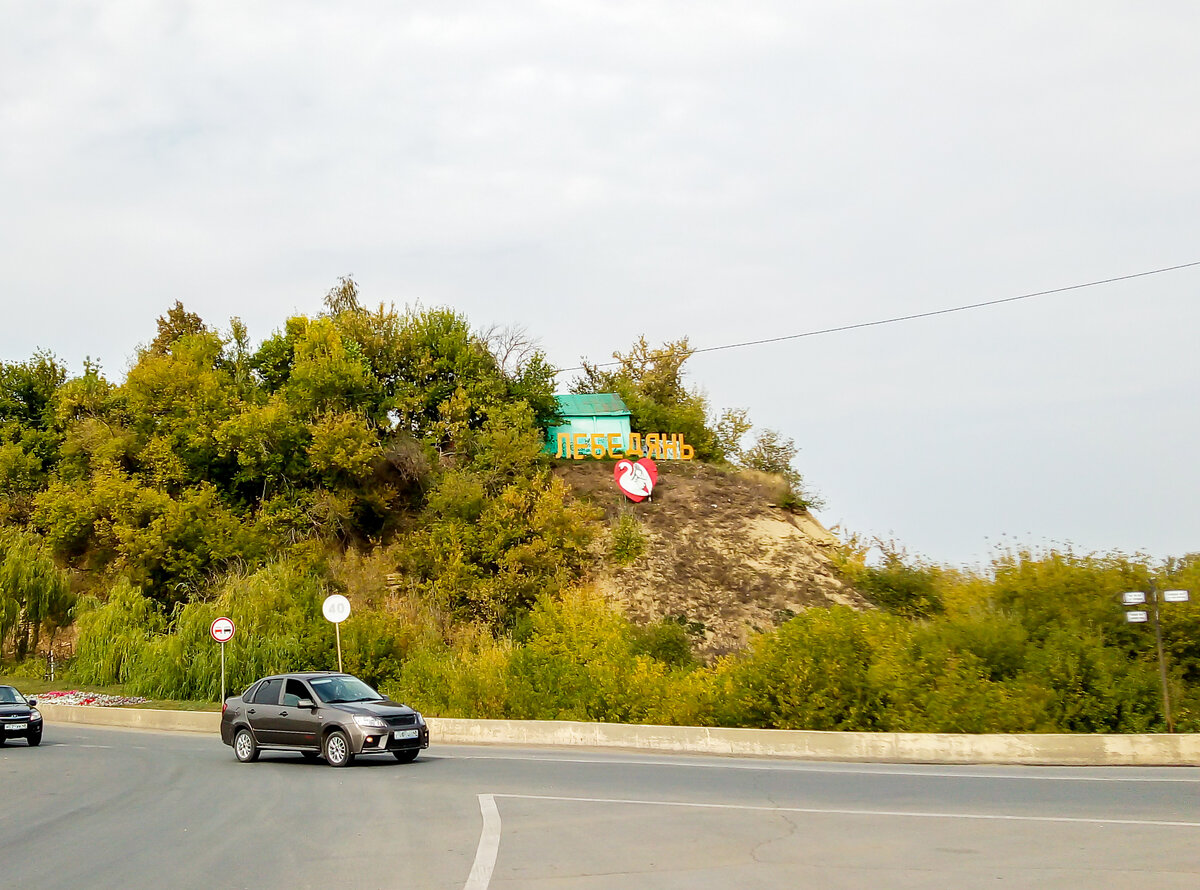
27,698 -> 37,707
296,698 -> 315,709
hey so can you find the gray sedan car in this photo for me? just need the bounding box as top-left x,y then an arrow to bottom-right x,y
220,672 -> 429,767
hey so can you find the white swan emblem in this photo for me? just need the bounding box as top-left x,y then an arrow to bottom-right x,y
615,460 -> 654,498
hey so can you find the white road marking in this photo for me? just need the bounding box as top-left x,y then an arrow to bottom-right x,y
73,745 -> 113,749
463,790 -> 1200,890
438,751 -> 1200,783
463,794 -> 501,890
495,793 -> 1200,829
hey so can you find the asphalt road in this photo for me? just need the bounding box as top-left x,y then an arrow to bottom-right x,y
2,725 -> 1200,889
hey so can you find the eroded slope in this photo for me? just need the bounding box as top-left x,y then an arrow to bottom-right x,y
555,462 -> 870,657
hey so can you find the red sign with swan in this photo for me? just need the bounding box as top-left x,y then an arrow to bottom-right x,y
614,457 -> 658,502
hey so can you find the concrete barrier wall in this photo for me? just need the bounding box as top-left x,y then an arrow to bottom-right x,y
427,717 -> 1200,766
37,703 -> 1200,765
39,703 -> 220,734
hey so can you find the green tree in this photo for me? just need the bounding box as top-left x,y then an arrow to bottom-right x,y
573,336 -> 721,460
122,331 -> 240,486
284,317 -> 380,418
0,351 -> 68,430
713,407 -> 752,462
0,530 -> 73,659
148,301 -> 208,355
383,308 -> 508,452
399,471 -> 600,630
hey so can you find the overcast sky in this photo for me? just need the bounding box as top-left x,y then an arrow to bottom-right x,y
3,1 -> 1198,567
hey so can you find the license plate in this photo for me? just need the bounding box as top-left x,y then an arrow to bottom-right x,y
393,729 -> 419,740
6,723 -> 27,730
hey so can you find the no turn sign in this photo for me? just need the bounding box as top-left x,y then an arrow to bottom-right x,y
210,616 -> 236,643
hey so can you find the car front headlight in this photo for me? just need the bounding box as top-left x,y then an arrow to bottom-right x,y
415,712 -> 425,725
354,715 -> 388,729
30,709 -> 42,722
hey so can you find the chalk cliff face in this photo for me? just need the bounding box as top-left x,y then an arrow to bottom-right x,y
555,461 -> 870,658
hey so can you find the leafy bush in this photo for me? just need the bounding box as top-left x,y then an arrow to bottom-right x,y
630,618 -> 694,667
719,607 -> 885,730
854,557 -> 945,618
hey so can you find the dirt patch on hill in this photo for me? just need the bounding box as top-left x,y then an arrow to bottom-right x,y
554,461 -> 870,658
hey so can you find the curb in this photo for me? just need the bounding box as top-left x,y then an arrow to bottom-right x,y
37,704 -> 1200,765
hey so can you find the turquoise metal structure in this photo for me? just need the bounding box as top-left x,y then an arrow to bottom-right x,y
544,393 -> 632,456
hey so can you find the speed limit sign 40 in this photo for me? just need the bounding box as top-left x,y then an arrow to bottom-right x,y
210,617 -> 235,643
322,595 -> 351,624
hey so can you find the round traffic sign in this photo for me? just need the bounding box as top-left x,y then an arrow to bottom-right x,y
210,616 -> 236,643
322,594 -> 351,624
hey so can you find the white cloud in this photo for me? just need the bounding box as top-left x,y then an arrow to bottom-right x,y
2,0 -> 1199,562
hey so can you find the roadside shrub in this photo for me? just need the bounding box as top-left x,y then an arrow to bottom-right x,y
630,618 -> 694,667
853,556 -> 944,619
608,512 -> 647,565
505,589 -> 673,723
387,631 -> 514,718
720,607 -> 886,730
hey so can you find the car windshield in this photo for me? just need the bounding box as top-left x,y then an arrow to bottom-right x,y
0,686 -> 26,704
308,676 -> 383,704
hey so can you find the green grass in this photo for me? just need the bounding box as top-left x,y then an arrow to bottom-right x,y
0,675 -> 219,711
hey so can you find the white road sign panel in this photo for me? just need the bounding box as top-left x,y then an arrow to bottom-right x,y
1163,590 -> 1190,603
210,616 -> 236,643
1125,610 -> 1148,623
1121,591 -> 1146,606
322,594 -> 351,624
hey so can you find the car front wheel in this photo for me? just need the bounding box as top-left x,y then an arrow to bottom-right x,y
392,749 -> 418,763
27,730 -> 41,747
233,728 -> 259,763
324,729 -> 354,767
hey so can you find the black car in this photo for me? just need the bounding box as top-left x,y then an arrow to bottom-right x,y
220,671 -> 429,767
0,685 -> 43,746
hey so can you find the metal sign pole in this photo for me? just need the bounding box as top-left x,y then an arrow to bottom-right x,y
336,622 -> 343,673
220,641 -> 226,704
1151,586 -> 1174,733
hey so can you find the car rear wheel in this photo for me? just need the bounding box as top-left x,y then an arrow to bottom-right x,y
392,749 -> 418,763
324,729 -> 354,767
233,728 -> 259,763
300,751 -> 319,761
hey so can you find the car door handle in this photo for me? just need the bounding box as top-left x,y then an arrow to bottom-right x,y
248,708 -> 256,714
279,711 -> 288,716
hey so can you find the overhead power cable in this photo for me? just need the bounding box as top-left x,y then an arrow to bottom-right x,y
555,259 -> 1200,374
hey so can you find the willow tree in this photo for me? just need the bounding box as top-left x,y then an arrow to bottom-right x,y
0,530 -> 72,659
